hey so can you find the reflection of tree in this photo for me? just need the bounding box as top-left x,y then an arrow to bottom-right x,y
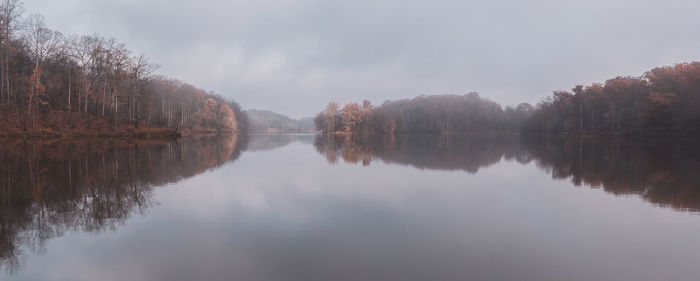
522,137 -> 700,212
315,134 -> 700,212
314,134 -> 532,173
0,135 -> 243,273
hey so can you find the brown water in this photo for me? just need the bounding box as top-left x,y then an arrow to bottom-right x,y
1,134 -> 699,281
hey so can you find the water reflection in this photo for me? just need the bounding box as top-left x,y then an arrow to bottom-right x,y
0,135 -> 243,272
315,134 -> 700,211
1,134 -> 700,280
522,137 -> 700,212
314,134 -> 532,172
246,134 -> 315,152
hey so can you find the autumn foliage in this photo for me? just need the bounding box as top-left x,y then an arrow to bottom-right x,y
317,62 -> 700,136
0,1 -> 244,138
314,94 -> 534,135
523,62 -> 700,135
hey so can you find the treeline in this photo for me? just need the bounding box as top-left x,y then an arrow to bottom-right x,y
246,109 -> 314,133
315,62 -> 700,136
0,1 -> 243,137
523,62 -> 700,135
314,93 -> 534,134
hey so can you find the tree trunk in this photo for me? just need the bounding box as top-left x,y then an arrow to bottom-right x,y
102,79 -> 106,116
84,75 -> 88,113
67,68 -> 71,112
579,103 -> 583,130
115,90 -> 118,126
0,45 -> 3,106
29,60 -> 40,121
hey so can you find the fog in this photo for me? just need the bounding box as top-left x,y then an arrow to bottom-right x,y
25,0 -> 700,117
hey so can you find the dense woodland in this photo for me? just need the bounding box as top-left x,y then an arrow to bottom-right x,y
0,1 -> 244,137
523,62 -> 700,135
316,62 -> 700,136
314,94 -> 534,135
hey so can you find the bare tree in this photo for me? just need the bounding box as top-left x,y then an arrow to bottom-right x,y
0,1 -> 245,136
127,54 -> 157,123
24,14 -> 63,118
69,34 -> 103,113
0,0 -> 22,105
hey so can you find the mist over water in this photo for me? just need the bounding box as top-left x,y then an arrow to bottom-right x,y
1,134 -> 699,281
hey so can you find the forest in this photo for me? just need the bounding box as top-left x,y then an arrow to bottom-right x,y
522,62 -> 700,135
0,0 -> 244,138
315,62 -> 700,136
314,93 -> 534,135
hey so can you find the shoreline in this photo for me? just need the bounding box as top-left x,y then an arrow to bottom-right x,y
0,128 -> 239,140
316,131 -> 700,139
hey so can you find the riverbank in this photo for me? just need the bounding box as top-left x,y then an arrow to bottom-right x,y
0,109 -> 239,140
0,127 -> 182,140
319,129 -> 700,138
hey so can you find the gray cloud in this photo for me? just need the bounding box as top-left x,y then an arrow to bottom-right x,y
25,0 -> 700,117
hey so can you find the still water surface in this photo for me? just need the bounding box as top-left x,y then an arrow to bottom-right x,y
1,134 -> 700,281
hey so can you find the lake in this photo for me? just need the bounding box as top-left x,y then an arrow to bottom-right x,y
1,134 -> 700,281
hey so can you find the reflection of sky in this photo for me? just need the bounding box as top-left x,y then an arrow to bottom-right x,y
8,141 -> 700,281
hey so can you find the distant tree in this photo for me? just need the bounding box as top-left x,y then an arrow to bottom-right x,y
315,94 -> 529,135
523,62 -> 700,135
341,103 -> 361,132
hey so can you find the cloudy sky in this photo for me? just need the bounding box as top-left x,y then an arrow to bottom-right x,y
25,0 -> 700,117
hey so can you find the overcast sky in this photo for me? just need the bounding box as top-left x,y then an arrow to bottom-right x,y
25,0 -> 700,117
